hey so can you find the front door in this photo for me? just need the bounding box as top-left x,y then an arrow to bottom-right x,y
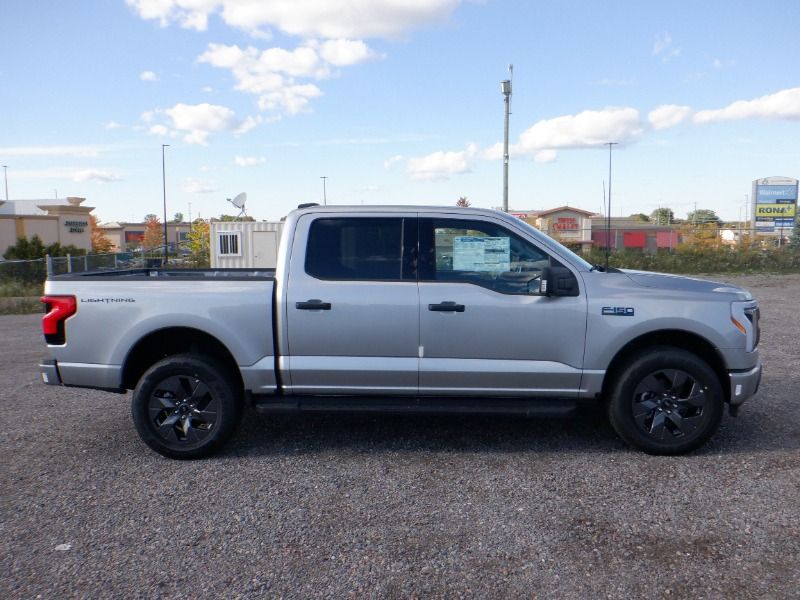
285,213 -> 419,395
417,216 -> 587,397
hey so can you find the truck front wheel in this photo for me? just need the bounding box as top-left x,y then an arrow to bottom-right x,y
608,348 -> 724,455
132,354 -> 242,459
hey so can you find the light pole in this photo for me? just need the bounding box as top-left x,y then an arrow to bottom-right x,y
320,176 -> 328,206
2,165 -> 8,201
604,142 -> 618,269
161,144 -> 170,265
501,75 -> 512,213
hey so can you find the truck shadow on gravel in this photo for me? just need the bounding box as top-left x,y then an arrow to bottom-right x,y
223,405 -> 798,457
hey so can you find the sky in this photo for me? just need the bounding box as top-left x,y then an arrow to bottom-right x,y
1,0 -> 799,223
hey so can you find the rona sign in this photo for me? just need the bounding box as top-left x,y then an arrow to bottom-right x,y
755,204 -> 796,217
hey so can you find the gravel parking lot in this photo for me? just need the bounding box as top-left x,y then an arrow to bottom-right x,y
2,274 -> 799,599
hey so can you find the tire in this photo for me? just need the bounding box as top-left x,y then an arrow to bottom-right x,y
132,354 -> 242,459
607,347 -> 724,455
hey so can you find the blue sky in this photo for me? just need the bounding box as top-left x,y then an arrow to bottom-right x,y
1,0 -> 798,223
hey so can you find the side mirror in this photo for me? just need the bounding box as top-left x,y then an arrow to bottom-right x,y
538,266 -> 579,297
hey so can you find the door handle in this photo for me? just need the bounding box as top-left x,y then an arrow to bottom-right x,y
428,301 -> 465,312
296,299 -> 332,310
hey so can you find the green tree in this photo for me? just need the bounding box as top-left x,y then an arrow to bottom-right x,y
186,219 -> 210,267
630,213 -> 650,222
3,235 -> 85,259
173,212 -> 184,223
650,207 -> 674,224
686,209 -> 721,225
789,214 -> 800,249
215,214 -> 255,222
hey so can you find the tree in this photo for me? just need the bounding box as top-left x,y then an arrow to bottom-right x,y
186,219 -> 210,267
456,197 -> 471,207
143,214 -> 164,251
630,213 -> 650,222
215,214 -> 255,222
173,212 -> 184,223
789,214 -> 800,249
686,209 -> 721,225
650,207 -> 674,225
3,235 -> 85,259
90,214 -> 113,253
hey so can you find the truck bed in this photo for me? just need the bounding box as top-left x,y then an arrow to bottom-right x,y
51,268 -> 277,280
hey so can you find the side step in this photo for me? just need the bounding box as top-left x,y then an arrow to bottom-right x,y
251,395 -> 582,418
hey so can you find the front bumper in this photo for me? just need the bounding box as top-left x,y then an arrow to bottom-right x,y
729,362 -> 762,407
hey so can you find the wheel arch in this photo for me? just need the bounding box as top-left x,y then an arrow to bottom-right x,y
121,327 -> 243,392
601,330 -> 729,404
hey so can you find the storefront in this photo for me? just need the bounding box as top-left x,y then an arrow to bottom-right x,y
0,197 -> 94,254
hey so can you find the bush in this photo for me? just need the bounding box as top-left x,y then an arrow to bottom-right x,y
583,244 -> 800,274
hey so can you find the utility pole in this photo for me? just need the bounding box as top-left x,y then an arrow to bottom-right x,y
2,165 -> 8,201
501,66 -> 513,213
162,144 -> 170,265
605,142 -> 618,270
320,176 -> 328,206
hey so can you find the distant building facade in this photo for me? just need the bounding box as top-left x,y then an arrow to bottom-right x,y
0,197 -> 94,254
98,221 -> 192,253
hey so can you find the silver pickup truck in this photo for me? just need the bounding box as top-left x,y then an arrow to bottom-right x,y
39,205 -> 761,458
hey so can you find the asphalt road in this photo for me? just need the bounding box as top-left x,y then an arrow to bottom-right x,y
2,274 -> 799,598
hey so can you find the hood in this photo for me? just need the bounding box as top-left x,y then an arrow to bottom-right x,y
621,269 -> 753,300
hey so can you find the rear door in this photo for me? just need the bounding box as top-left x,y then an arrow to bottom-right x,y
417,215 -> 587,397
284,213 -> 419,395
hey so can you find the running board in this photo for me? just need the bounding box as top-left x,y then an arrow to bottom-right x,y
251,395 -> 583,417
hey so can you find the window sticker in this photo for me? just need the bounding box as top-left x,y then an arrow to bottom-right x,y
453,236 -> 510,272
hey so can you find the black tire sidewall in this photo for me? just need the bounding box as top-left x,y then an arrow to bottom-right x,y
608,348 -> 724,455
132,354 -> 241,459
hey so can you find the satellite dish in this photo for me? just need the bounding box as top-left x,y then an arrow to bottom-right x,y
226,192 -> 247,219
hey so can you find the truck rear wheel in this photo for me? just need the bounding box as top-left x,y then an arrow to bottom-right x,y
132,354 -> 242,459
607,348 -> 724,455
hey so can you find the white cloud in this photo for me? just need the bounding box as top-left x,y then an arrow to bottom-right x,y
127,0 -> 461,39
72,169 -> 122,183
234,115 -> 263,135
534,149 -> 557,163
234,155 -> 266,166
183,177 -> 218,193
0,145 -> 99,158
383,154 -> 404,169
693,87 -> 800,123
648,104 -> 693,130
517,107 -> 642,153
148,124 -> 171,137
319,39 -> 377,66
140,70 -> 159,81
198,40 -> 377,115
105,120 -> 122,130
256,83 -> 323,114
406,144 -> 477,181
142,102 -> 261,144
652,31 -> 680,61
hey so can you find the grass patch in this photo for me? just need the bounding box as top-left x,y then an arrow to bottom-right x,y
0,280 -> 43,298
0,297 -> 42,315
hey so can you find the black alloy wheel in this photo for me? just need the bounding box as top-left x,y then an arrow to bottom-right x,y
608,348 -> 724,455
132,354 -> 242,459
631,369 -> 710,440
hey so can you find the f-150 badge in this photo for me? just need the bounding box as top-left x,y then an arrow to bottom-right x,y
602,306 -> 634,316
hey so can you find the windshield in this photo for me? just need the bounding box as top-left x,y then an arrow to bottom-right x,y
512,218 -> 594,271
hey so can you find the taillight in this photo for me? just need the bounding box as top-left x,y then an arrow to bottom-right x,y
41,295 -> 77,345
